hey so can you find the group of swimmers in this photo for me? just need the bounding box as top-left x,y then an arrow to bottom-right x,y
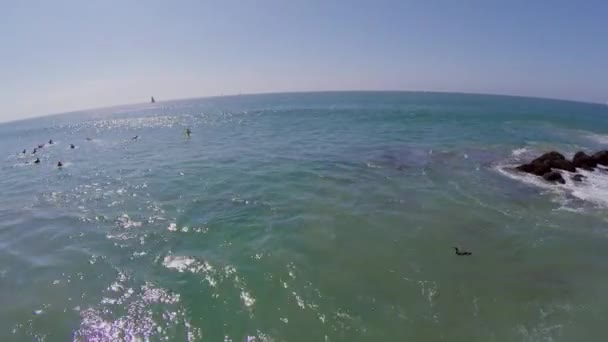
21,128 -> 192,169
22,139 -> 75,167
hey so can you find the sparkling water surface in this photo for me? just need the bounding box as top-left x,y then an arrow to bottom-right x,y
2,92 -> 608,341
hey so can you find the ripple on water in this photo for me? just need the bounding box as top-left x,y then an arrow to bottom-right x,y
74,271 -> 199,342
116,214 -> 142,229
163,255 -> 217,288
162,255 -> 256,309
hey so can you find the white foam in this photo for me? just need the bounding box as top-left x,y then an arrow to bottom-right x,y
495,164 -> 557,191
496,163 -> 608,209
584,132 -> 608,144
511,147 -> 530,157
568,168 -> 608,207
162,256 -> 195,272
163,255 -> 218,287
292,292 -> 305,309
240,290 -> 256,308
117,214 -> 142,229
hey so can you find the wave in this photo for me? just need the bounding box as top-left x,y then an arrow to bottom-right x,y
496,162 -> 608,209
584,132 -> 608,145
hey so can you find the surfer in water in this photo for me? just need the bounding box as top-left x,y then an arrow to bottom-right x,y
57,161 -> 63,168
185,128 -> 191,137
48,139 -> 54,145
132,135 -> 139,140
34,158 -> 40,164
32,148 -> 37,154
70,144 -> 75,149
22,149 -> 26,154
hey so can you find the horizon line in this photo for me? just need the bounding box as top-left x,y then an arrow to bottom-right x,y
1,89 -> 605,125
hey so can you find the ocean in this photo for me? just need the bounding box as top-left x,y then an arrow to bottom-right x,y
2,91 -> 608,341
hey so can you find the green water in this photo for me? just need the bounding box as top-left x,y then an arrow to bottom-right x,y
2,92 -> 608,341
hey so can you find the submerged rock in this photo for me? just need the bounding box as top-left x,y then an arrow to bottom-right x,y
571,174 -> 586,182
543,171 -> 565,184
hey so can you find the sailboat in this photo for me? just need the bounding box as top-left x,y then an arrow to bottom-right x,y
151,96 -> 156,103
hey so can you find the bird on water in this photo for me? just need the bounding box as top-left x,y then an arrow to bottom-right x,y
453,247 -> 472,256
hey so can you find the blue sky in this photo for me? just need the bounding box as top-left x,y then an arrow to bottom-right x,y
1,0 -> 607,122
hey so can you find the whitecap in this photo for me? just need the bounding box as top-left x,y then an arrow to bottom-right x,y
511,147 -> 530,157
240,290 -> 256,308
163,256 -> 196,272
292,292 -> 305,309
163,255 -> 218,287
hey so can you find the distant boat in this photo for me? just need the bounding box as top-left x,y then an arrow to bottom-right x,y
151,96 -> 155,103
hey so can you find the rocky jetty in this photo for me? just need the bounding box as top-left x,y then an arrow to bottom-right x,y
516,150 -> 608,184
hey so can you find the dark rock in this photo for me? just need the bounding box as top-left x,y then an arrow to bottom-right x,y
547,159 -> 576,172
522,151 -> 575,173
573,151 -> 597,170
532,151 -> 566,164
543,171 -> 565,184
516,162 -> 551,176
571,174 -> 586,182
592,150 -> 608,166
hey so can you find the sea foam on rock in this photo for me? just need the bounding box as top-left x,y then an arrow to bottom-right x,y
516,150 -> 608,184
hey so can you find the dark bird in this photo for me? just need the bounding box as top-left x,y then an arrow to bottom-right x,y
70,144 -> 75,149
453,247 -> 472,256
34,158 -> 40,164
48,139 -> 54,144
57,161 -> 63,167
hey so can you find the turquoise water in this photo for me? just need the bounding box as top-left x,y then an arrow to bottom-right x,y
2,92 -> 608,341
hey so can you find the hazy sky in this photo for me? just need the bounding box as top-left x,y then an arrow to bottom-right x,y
1,0 -> 607,122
